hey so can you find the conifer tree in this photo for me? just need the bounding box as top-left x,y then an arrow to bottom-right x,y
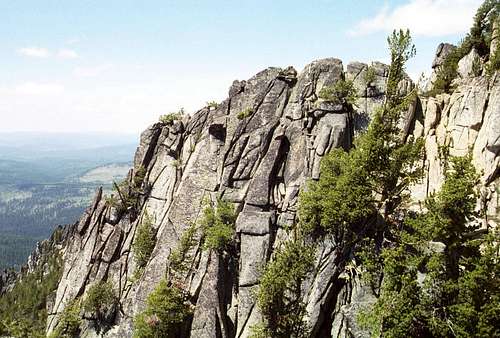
360,155 -> 500,337
300,29 -> 423,242
254,29 -> 423,338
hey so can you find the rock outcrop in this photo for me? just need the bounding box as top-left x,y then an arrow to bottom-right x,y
410,75 -> 500,225
45,58 -> 398,337
8,49 -> 498,338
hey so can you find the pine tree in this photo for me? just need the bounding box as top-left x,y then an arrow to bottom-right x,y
360,155 -> 500,337
299,29 -> 423,242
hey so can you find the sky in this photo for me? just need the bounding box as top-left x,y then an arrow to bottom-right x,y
0,0 -> 482,133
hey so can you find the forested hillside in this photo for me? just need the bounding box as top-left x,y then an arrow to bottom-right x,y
0,133 -> 136,269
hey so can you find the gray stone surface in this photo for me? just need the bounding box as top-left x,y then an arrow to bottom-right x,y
16,52 -> 496,338
458,48 -> 481,78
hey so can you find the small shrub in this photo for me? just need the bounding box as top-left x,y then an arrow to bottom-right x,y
172,159 -> 182,169
133,211 -> 156,268
237,107 -> 253,120
206,101 -> 219,109
112,179 -> 138,212
128,267 -> 144,284
472,56 -> 482,77
159,108 -> 184,125
253,240 -> 315,337
82,281 -> 117,320
169,222 -> 198,272
49,300 -> 82,338
204,221 -> 233,251
363,65 -> 377,86
110,167 -> 147,214
133,166 -> 147,190
104,194 -> 119,208
133,279 -> 192,338
486,43 -> 500,76
318,79 -> 358,106
200,199 -> 237,252
429,44 -> 468,95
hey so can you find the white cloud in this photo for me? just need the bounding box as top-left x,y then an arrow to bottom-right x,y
17,47 -> 51,58
57,49 -> 79,59
18,47 -> 79,60
349,0 -> 482,37
14,82 -> 64,95
73,64 -> 113,78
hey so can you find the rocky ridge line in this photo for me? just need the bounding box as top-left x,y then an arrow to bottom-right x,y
15,50 -> 499,338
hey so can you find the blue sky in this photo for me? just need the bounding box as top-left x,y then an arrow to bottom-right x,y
0,0 -> 481,133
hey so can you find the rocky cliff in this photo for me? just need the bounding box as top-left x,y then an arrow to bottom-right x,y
0,38 -> 496,337
36,47 -> 499,338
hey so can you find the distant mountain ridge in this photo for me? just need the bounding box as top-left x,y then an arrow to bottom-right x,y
0,132 -> 138,162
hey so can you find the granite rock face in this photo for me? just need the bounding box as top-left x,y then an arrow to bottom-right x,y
21,54 -> 498,338
409,74 -> 500,227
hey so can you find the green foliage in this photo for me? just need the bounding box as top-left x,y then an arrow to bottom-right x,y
172,159 -> 183,169
472,55 -> 483,77
206,101 -> 219,109
200,199 -> 237,252
0,183 -> 100,270
486,35 -> 500,76
430,0 -> 499,94
300,29 -> 423,240
133,211 -> 156,268
133,279 -> 192,338
82,280 -> 117,320
159,108 -> 184,125
133,165 -> 147,189
2,318 -> 46,338
49,299 -> 82,338
291,29 -> 422,338
487,48 -> 500,75
299,147 -> 375,239
112,166 -> 148,214
429,43 -> 468,95
128,267 -> 144,285
169,222 -> 198,272
363,65 -> 377,86
469,0 -> 499,57
112,179 -> 136,212
318,78 -> 358,105
386,29 -> 416,104
359,155 -> 499,337
237,107 -> 253,120
104,194 -> 120,208
356,238 -> 383,294
204,222 -> 234,251
253,240 -> 315,338
0,252 -> 63,337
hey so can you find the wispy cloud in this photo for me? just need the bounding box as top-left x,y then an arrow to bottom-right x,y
73,64 -> 113,78
14,82 -> 64,95
18,46 -> 79,60
17,47 -> 51,58
57,49 -> 79,59
349,0 -> 481,37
